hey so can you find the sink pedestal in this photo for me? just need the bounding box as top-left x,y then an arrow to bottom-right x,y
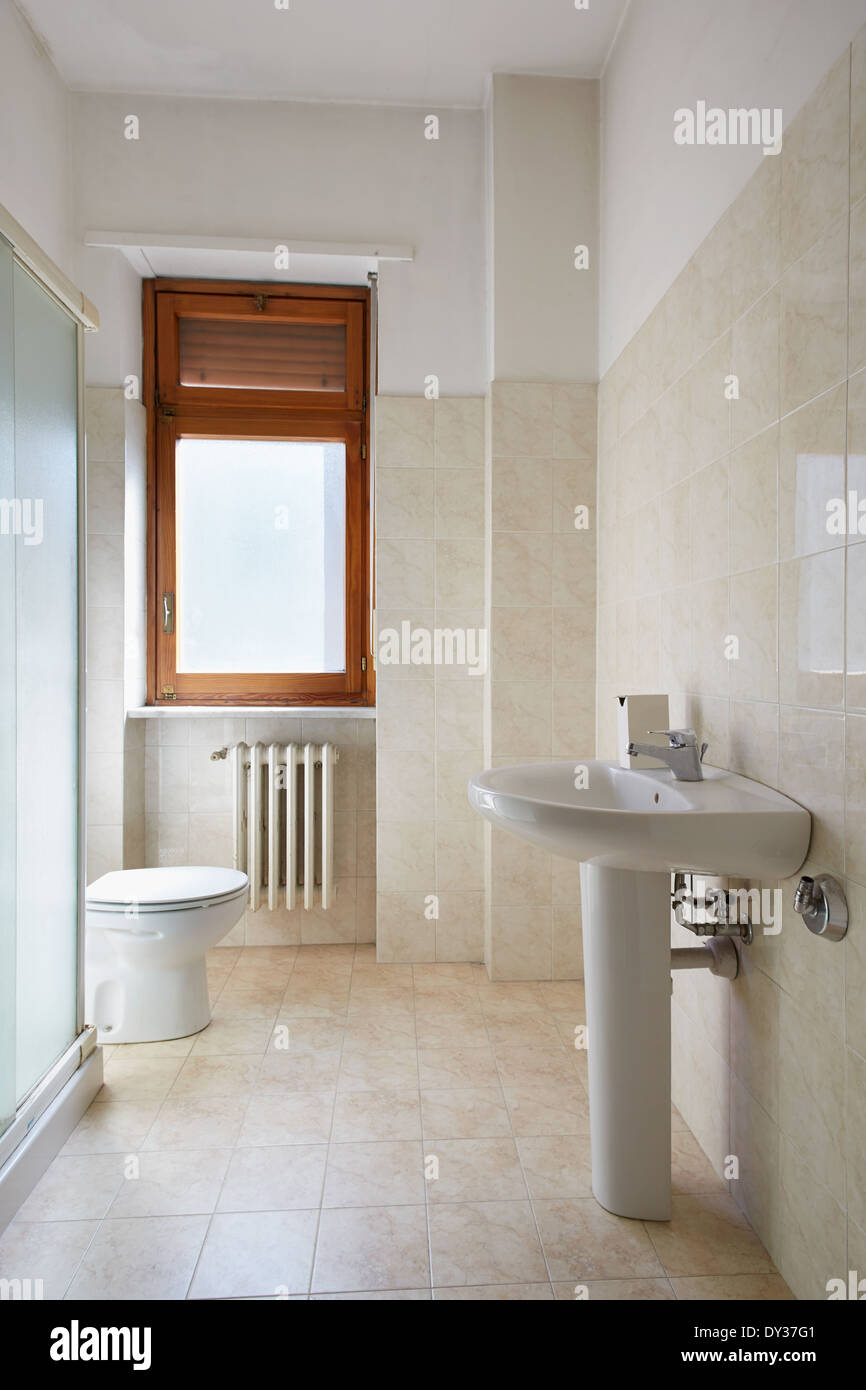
579,864 -> 672,1221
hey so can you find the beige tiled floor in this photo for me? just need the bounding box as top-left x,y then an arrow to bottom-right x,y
0,945 -> 794,1300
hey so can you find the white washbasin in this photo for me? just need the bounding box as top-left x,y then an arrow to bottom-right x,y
469,759 -> 810,880
470,756 -> 812,1221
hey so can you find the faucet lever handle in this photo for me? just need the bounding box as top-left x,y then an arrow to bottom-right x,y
646,728 -> 697,749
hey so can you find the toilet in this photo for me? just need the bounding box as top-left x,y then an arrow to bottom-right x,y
85,866 -> 249,1045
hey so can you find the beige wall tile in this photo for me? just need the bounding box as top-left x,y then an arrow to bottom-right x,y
552,384 -> 597,459
779,385 -> 847,561
731,157 -> 782,321
777,1136 -> 846,1301
492,532 -> 552,606
435,469 -> 484,540
779,550 -> 844,708
491,682 -> 552,758
492,607 -> 552,682
377,823 -> 435,894
846,714 -> 866,886
851,194 -> 866,378
436,398 -> 485,470
376,397 -> 434,468
490,383 -> 553,457
731,289 -> 780,446
780,216 -> 848,417
780,50 -> 851,269
778,994 -> 846,1203
490,907 -> 552,981
848,543 -> 866,711
492,458 -> 552,532
375,469 -> 434,538
729,566 -> 778,704
729,428 -> 778,573
854,25 -> 866,205
778,706 -> 845,875
376,538 -> 434,607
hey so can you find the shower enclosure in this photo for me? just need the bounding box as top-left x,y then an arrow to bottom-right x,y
0,209 -> 100,1219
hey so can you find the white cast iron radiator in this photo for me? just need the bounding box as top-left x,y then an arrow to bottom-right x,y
227,742 -> 338,911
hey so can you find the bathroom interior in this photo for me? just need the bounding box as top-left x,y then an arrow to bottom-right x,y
1,0 -> 865,1311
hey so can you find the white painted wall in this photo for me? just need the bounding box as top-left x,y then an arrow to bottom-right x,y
70,92 -> 487,395
600,0 -> 866,374
0,0 -> 72,275
491,75 -> 599,383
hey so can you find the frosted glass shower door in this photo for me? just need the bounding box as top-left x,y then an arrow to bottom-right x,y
0,238 -> 15,1136
10,260 -> 81,1103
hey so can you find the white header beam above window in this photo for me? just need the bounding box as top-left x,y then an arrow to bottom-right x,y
84,231 -> 414,286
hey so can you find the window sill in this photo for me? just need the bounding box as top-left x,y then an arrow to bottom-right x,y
127,706 -> 376,719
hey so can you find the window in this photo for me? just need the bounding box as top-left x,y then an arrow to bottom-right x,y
144,280 -> 372,705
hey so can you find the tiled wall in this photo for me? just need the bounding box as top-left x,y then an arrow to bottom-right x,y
142,715 -> 376,947
374,389 -> 597,976
487,382 -> 597,979
84,387 -> 146,881
375,397 -> 487,963
596,31 -> 866,1299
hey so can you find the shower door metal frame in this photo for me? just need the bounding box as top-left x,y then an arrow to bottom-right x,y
0,200 -> 98,1167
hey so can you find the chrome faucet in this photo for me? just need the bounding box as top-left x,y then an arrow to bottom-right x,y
627,728 -> 708,782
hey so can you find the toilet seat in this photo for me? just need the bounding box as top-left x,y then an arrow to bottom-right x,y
86,866 -> 249,914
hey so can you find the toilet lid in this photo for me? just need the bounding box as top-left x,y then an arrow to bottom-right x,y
86,866 -> 249,908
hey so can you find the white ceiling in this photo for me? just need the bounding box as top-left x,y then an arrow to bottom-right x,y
19,0 -> 629,106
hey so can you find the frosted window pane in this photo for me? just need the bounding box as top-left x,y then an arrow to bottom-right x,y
176,438 -> 346,673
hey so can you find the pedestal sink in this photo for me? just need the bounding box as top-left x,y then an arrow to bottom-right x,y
469,760 -> 810,1221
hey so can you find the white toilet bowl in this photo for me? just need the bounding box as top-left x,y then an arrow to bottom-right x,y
85,866 -> 249,1044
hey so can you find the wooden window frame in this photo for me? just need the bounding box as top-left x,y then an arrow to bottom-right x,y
144,278 -> 373,707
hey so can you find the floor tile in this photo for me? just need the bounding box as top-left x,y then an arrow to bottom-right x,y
323,1141 -> 426,1207
553,1278 -> 675,1300
435,1282 -> 553,1300
414,1014 -> 490,1049
238,1092 -> 335,1147
517,1134 -> 594,1199
99,1056 -> 184,1102
0,1220 -> 98,1299
672,1131 -> 728,1195
421,1087 -> 511,1140
312,1205 -> 430,1292
218,1145 -> 327,1212
670,1273 -> 794,1299
61,1100 -> 160,1155
343,1015 -> 417,1051
533,1199 -> 666,1281
417,1045 -> 499,1090
429,1201 -> 547,1287
170,1056 -> 263,1099
189,1210 -> 318,1299
337,1049 -> 419,1092
645,1195 -> 776,1277
494,1045 -> 581,1088
427,1138 -> 527,1203
189,1018 -> 276,1056
504,1082 -> 591,1137
255,1051 -> 341,1093
143,1095 -> 248,1151
331,1089 -> 422,1142
67,1215 -> 209,1300
268,1017 -> 346,1052
107,1149 -> 231,1217
310,1289 -> 430,1299
15,1155 -> 124,1222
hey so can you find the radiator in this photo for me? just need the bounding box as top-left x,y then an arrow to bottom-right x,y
227,742 -> 338,911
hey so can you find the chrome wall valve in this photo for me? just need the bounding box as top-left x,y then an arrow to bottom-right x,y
792,874 -> 848,942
